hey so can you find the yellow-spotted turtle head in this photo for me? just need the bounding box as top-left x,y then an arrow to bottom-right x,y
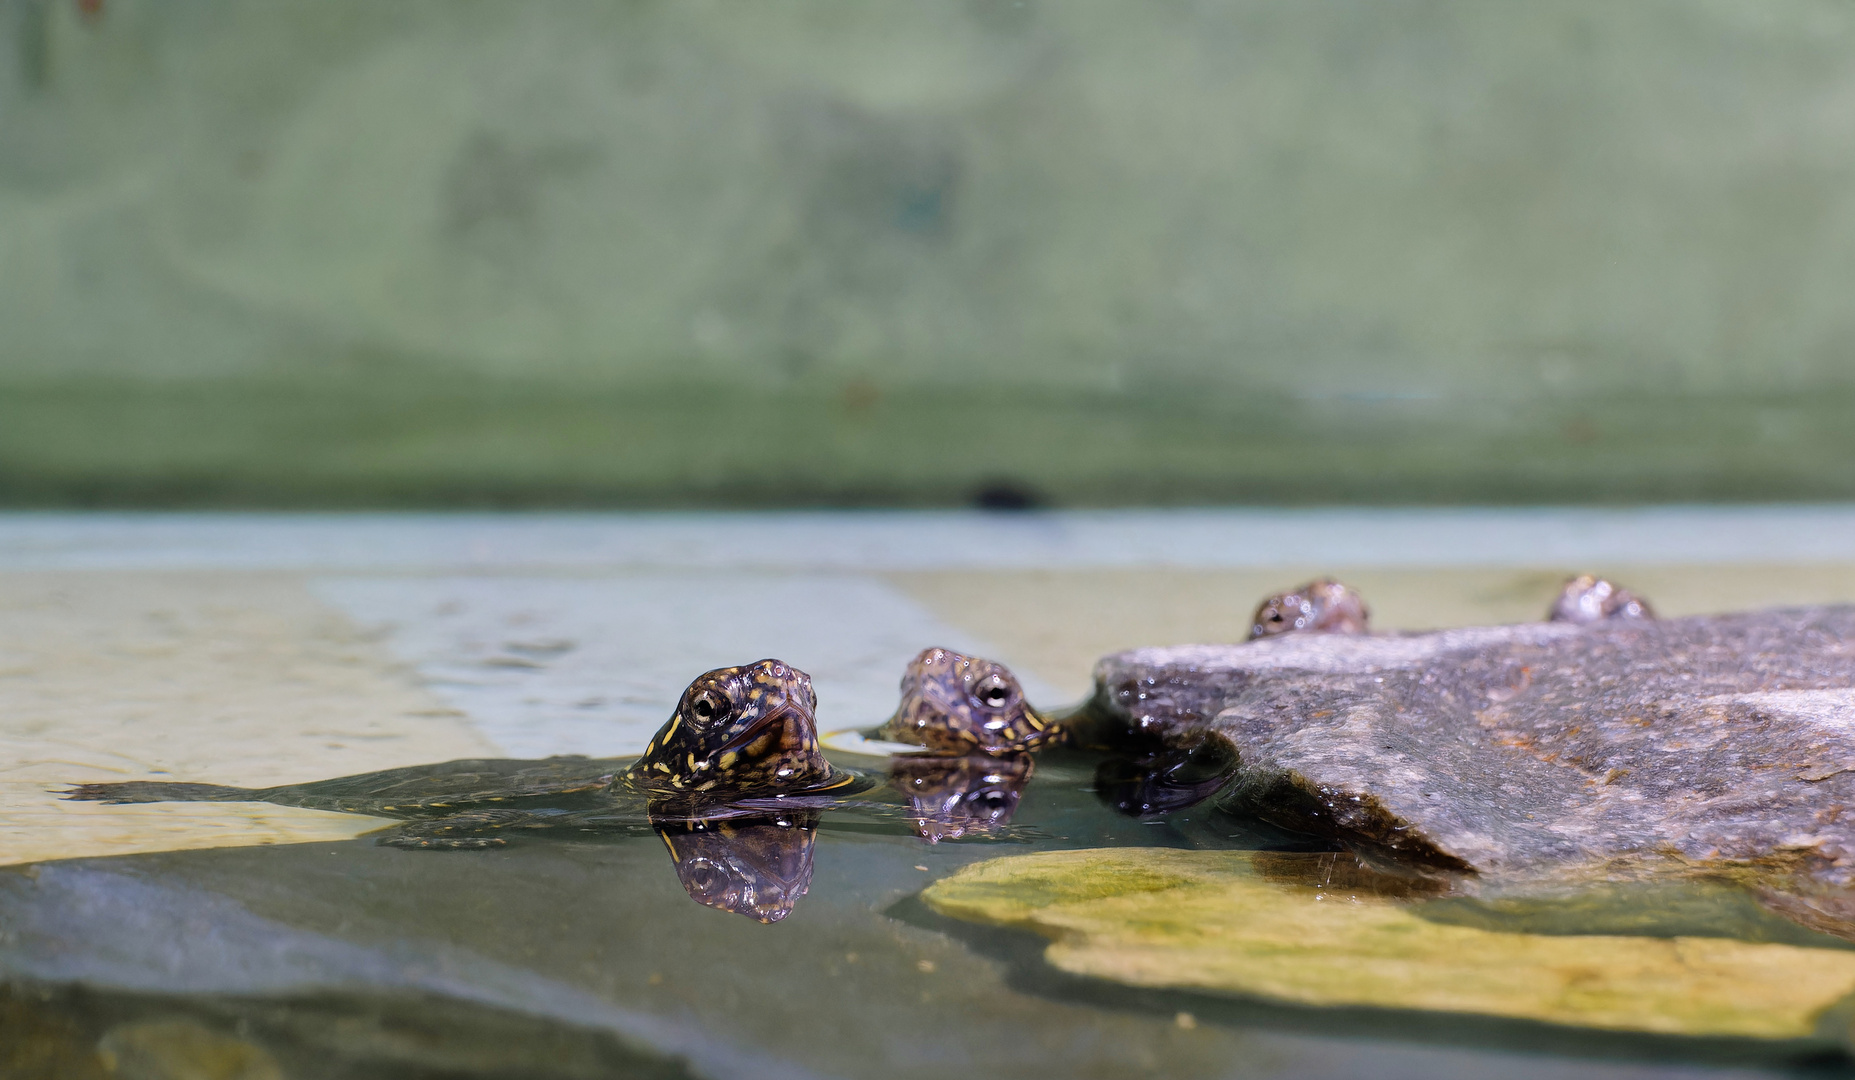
627,660 -> 843,797
878,647 -> 1055,755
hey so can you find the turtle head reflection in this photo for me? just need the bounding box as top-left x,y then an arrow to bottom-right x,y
1095,738 -> 1239,817
654,809 -> 819,923
890,752 -> 1033,843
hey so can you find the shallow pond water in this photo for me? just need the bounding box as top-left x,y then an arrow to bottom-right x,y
11,512 -> 1855,1078
4,747 -> 1854,1080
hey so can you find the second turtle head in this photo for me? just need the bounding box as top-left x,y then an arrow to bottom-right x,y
629,659 -> 835,797
1249,579 -> 1371,641
880,647 -> 1054,755
1548,575 -> 1655,624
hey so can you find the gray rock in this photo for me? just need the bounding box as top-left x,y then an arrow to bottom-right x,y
1091,607 -> 1855,930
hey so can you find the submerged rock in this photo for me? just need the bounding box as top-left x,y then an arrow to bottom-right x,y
1091,606 -> 1855,925
923,848 -> 1855,1040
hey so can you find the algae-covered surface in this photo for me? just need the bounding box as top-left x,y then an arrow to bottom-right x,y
924,848 -> 1855,1040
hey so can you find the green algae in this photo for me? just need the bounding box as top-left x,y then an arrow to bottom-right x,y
1414,880 -> 1855,950
98,1020 -> 284,1080
922,848 -> 1855,1040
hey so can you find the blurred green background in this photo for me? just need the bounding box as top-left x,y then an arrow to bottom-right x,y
3,0 -> 1854,506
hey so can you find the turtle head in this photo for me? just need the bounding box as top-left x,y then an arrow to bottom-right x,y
630,660 -> 833,796
1249,579 -> 1370,640
1548,575 -> 1655,624
881,647 -> 1053,754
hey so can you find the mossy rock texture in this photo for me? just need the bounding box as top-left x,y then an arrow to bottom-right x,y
922,848 -> 1855,1040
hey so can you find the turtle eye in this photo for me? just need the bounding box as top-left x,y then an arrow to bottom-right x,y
690,690 -> 730,725
973,674 -> 1012,709
684,860 -> 729,898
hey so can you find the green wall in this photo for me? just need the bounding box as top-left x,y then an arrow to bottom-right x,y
4,0 -> 1854,504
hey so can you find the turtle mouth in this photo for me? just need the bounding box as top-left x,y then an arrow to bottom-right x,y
715,702 -> 812,758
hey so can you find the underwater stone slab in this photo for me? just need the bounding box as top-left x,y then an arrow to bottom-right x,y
923,848 -> 1855,1040
1091,607 -> 1855,889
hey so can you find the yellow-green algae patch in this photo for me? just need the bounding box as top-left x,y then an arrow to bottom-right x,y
922,849 -> 1855,1039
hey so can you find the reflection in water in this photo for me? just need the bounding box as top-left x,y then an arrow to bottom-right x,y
890,753 -> 1033,843
61,753 -> 1030,923
1094,738 -> 1238,818
654,808 -> 820,923
61,658 -> 881,923
1250,849 -> 1454,901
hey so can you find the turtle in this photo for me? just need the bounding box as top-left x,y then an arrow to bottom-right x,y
64,659 -> 866,844
1244,575 -> 1655,642
63,657 -> 1044,919
875,647 -> 1058,755
1547,574 -> 1655,624
1248,578 -> 1371,641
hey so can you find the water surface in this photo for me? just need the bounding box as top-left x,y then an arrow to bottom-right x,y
3,747 -> 1849,1080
